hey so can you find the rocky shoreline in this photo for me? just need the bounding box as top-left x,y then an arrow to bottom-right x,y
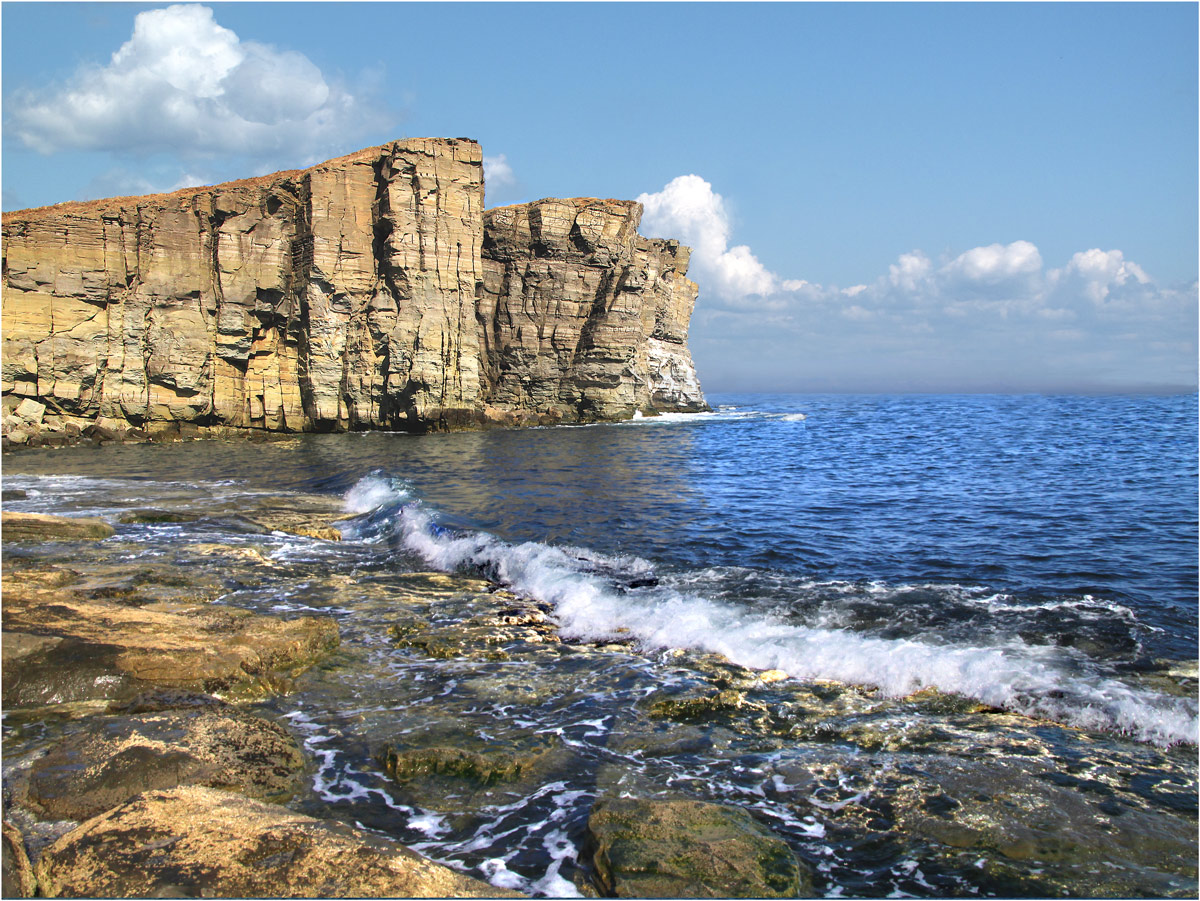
1,507 -> 812,898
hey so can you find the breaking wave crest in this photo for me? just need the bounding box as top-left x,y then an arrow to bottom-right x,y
343,474 -> 1197,747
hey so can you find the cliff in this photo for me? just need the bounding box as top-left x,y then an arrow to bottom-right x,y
1,138 -> 706,445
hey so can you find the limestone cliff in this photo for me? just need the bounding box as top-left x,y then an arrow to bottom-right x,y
480,198 -> 705,423
1,138 -> 706,444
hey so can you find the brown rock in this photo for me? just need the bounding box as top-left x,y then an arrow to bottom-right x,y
35,786 -> 513,898
480,198 -> 707,421
1,512 -> 114,542
2,822 -> 36,898
3,139 -> 706,442
1,564 -> 339,706
25,694 -> 306,821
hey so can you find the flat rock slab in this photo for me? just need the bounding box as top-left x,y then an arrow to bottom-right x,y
587,797 -> 810,898
2,565 -> 339,707
1,512 -> 114,542
24,692 -> 306,821
36,786 -> 514,898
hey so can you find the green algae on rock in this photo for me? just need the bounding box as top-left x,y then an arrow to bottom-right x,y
586,797 -> 812,898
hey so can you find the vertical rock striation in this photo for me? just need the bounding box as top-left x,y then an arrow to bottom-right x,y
1,138 -> 706,443
479,198 -> 706,423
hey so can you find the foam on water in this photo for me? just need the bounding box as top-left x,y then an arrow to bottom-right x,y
344,475 -> 1198,747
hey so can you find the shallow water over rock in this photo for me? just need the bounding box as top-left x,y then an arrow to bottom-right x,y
3,394 -> 1197,897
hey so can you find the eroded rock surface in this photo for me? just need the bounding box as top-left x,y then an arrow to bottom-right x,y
23,692 -> 306,821
480,198 -> 706,422
1,563 -> 339,707
2,139 -> 706,443
34,786 -> 513,898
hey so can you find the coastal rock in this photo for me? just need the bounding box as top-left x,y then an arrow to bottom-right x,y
378,739 -> 558,788
24,693 -> 306,821
2,822 -> 36,899
1,563 -> 339,707
585,797 -> 811,898
2,138 -> 706,441
34,786 -> 512,898
1,512 -> 114,542
479,198 -> 707,421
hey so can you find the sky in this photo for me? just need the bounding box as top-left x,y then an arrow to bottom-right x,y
3,1 -> 1196,394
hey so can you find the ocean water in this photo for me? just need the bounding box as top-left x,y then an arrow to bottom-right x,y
3,393 -> 1197,897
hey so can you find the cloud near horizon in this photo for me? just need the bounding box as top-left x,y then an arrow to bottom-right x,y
639,173 -> 1196,391
8,4 -> 385,168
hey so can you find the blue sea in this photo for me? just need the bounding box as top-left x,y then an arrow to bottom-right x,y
3,393 -> 1197,896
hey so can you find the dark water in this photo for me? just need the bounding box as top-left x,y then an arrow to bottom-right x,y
3,393 -> 1197,896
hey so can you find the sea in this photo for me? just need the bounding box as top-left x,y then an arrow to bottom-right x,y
3,392 -> 1197,897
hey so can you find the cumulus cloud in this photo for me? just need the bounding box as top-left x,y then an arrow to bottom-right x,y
8,4 -> 383,162
1048,248 -> 1151,304
483,154 -> 516,191
637,175 -> 779,303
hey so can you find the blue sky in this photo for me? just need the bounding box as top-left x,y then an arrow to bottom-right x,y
3,2 -> 1196,393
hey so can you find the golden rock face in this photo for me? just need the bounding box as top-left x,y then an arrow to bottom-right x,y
2,139 -> 706,442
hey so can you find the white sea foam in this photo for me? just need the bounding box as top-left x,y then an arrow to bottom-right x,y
344,475 -> 1198,747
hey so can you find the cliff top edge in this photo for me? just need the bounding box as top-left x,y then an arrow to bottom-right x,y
1,137 -> 483,224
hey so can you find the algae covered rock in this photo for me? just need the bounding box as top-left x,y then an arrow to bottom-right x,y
379,745 -> 538,787
34,786 -> 513,898
25,692 -> 306,821
586,797 -> 810,898
1,511 -> 114,542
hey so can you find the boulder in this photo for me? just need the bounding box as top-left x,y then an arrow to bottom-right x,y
34,786 -> 515,898
586,797 -> 810,898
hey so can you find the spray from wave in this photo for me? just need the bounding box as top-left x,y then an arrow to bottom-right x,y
343,474 -> 1197,747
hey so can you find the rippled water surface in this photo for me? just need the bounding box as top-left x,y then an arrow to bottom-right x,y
3,393 -> 1197,897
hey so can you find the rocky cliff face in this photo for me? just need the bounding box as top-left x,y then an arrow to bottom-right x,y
480,198 -> 705,424
1,138 -> 705,444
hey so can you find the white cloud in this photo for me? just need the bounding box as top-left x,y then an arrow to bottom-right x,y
888,251 -> 934,293
637,175 -> 779,303
9,4 -> 382,161
483,154 -> 516,191
1048,248 -> 1151,303
942,240 -> 1042,284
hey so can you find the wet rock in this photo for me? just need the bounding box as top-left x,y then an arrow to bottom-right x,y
379,745 -> 542,787
23,693 -> 305,821
586,797 -> 810,898
217,493 -> 350,541
117,509 -> 202,524
647,688 -> 767,722
387,593 -> 559,662
882,756 -> 1199,896
1,564 -> 339,706
375,727 -> 577,822
2,488 -> 29,500
1,511 -> 114,542
2,822 -> 36,898
34,786 -> 513,898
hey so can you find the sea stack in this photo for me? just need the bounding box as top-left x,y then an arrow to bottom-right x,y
0,138 -> 707,444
